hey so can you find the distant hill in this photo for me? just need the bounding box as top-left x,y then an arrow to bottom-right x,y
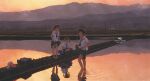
0,2 -> 149,35
0,2 -> 149,21
0,10 -> 150,35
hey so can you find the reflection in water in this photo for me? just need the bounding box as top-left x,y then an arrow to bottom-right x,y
0,39 -> 150,81
0,50 -> 150,81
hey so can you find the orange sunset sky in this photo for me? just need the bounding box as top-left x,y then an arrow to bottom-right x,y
0,0 -> 150,12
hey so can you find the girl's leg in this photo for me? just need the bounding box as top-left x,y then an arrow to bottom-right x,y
64,68 -> 67,74
78,69 -> 82,81
78,57 -> 84,69
53,44 -> 59,58
51,48 -> 54,55
52,48 -> 58,58
61,68 -> 65,74
55,47 -> 58,57
78,56 -> 84,81
82,58 -> 86,77
52,66 -> 55,73
52,48 -> 56,55
56,65 -> 58,74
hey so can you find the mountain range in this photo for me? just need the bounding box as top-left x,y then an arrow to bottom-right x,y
0,2 -> 150,35
0,2 -> 150,21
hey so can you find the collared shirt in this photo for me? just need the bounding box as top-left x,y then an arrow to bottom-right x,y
61,41 -> 73,50
79,36 -> 89,51
51,30 -> 60,42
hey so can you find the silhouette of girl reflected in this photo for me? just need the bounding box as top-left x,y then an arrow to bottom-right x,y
51,66 -> 60,81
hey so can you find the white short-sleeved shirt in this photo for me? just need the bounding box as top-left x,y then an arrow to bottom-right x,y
61,41 -> 73,50
51,31 -> 60,42
79,36 -> 89,51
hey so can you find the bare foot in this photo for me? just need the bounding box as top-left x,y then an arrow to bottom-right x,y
83,70 -> 86,77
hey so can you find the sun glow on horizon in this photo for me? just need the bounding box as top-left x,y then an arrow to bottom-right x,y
0,0 -> 150,12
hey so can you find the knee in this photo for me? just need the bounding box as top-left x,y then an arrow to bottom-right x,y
78,58 -> 81,61
83,59 -> 86,63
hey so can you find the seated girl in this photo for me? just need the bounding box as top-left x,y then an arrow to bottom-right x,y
58,37 -> 73,78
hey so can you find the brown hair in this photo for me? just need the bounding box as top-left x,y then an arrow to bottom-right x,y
52,25 -> 60,31
78,29 -> 86,35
